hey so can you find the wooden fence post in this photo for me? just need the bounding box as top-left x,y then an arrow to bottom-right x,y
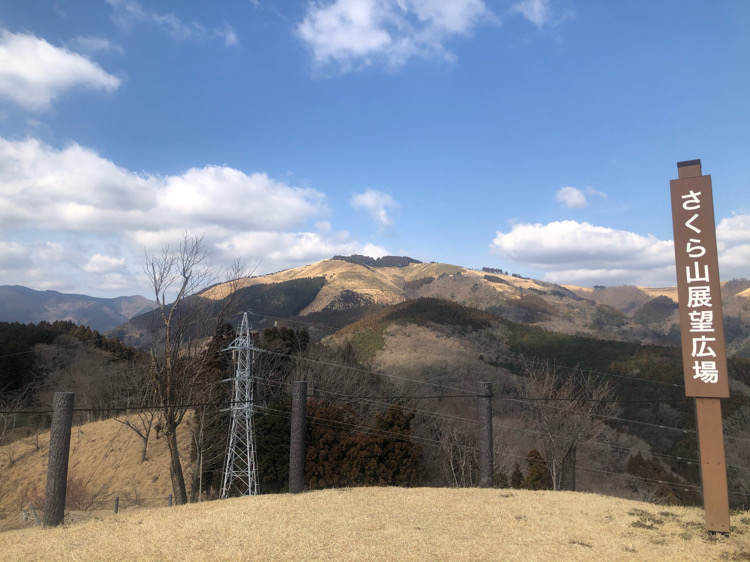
28,504 -> 41,526
289,380 -> 307,494
43,392 -> 74,527
478,382 -> 494,488
114,496 -> 119,514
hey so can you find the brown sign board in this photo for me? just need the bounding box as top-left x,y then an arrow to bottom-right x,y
670,160 -> 729,398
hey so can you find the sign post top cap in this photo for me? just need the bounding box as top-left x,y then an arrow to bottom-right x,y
677,159 -> 702,179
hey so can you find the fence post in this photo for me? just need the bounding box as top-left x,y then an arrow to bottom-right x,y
289,380 -> 307,494
114,496 -> 119,514
478,382 -> 494,488
43,392 -> 74,527
28,504 -> 41,526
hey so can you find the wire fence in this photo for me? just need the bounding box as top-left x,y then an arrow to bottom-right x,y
2,308 -> 750,531
2,377 -> 748,529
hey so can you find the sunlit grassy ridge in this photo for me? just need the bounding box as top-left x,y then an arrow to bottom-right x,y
1,487 -> 749,560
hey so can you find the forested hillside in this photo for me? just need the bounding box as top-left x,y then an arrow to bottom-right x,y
3,258 -> 750,525
0,321 -> 134,395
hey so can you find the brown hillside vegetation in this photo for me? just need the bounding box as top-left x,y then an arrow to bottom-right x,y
0,416 -> 192,531
1,487 -> 749,560
189,257 -> 750,352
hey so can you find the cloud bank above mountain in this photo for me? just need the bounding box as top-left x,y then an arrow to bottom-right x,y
491,218 -> 750,286
0,137 -> 386,295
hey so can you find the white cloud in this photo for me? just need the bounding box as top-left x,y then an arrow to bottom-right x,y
0,242 -> 32,269
717,214 -> 750,243
717,213 -> 750,279
297,0 -> 490,70
490,220 -> 675,285
359,242 -> 389,258
555,186 -> 607,208
0,136 -> 386,296
585,187 -> 607,199
107,0 -> 239,46
492,220 -> 673,269
0,30 -> 120,110
67,36 -> 124,55
0,138 -> 326,233
351,189 -> 397,227
555,186 -> 587,208
83,253 -> 126,274
216,231 -> 388,270
491,216 -> 750,286
218,25 -> 240,47
512,0 -> 551,27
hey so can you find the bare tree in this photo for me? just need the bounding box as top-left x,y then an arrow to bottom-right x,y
0,384 -> 32,466
113,362 -> 160,463
427,417 -> 478,487
519,359 -> 617,491
34,337 -> 127,422
145,233 -> 213,505
185,259 -> 254,502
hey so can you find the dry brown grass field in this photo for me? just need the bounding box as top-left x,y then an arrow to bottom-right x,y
0,415 -> 192,531
1,487 -> 749,560
2,414 -> 749,560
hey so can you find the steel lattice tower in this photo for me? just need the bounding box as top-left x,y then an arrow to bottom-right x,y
220,312 -> 259,498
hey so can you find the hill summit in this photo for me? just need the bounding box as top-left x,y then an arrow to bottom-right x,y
193,257 -> 750,355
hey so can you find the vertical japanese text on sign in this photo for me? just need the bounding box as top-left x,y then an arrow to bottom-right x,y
669,160 -> 729,398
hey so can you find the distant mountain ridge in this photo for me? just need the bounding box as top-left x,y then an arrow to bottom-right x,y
0,285 -> 157,332
191,255 -> 750,356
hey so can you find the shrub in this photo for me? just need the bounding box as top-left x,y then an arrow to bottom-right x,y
523,449 -> 552,490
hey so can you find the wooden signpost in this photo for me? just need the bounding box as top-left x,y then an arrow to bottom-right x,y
669,159 -> 730,534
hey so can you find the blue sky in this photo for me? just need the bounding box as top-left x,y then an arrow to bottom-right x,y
0,0 -> 748,297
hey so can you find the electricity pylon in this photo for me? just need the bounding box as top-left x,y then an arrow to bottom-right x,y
220,312 -> 259,498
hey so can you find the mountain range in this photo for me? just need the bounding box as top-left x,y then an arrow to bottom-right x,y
191,255 -> 750,356
3,255 -> 749,356
0,285 -> 157,332
3,256 -> 749,508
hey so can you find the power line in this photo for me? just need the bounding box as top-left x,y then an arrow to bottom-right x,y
254,346 -> 469,394
7,393 -> 750,503
241,309 -> 689,391
255,404 -> 750,500
262,392 -> 750,476
8,394 -> 750,475
311,388 -> 482,426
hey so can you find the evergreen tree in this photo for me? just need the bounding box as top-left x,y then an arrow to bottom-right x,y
522,449 -> 552,490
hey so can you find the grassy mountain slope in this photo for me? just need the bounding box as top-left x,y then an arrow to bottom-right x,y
2,487 -> 748,559
0,415 -> 192,532
197,257 -> 750,352
111,277 -> 327,347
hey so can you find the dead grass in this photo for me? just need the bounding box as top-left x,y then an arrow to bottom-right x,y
1,487 -> 749,560
1,417 -> 749,559
200,258 -> 555,315
0,415 -> 191,531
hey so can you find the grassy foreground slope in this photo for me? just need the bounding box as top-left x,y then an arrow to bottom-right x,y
0,416 -> 192,531
1,487 -> 749,560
